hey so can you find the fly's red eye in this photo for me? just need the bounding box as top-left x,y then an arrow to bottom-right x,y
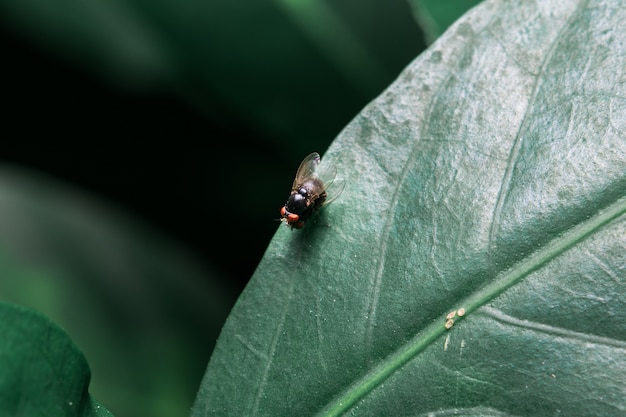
280,206 -> 299,223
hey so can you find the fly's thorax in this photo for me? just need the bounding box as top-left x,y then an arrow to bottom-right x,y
300,177 -> 325,196
285,191 -> 308,214
285,177 -> 325,215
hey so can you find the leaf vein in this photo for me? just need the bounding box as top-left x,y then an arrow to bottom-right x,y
250,279 -> 296,416
487,0 -> 588,257
364,70 -> 457,365
480,306 -> 626,349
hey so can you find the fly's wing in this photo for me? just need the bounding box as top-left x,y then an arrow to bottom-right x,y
292,152 -> 321,190
316,164 -> 345,205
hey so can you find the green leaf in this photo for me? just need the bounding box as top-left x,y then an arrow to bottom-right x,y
0,302 -> 113,417
0,166 -> 234,417
409,0 -> 484,44
192,0 -> 626,416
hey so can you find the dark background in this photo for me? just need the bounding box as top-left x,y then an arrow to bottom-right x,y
1,15 -> 425,296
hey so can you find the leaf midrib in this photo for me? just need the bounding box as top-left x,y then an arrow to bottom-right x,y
315,195 -> 626,417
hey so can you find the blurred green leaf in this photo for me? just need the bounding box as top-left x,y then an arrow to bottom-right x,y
0,0 -> 422,150
409,0 -> 483,43
0,0 -> 173,84
0,166 -> 234,417
192,0 -> 626,415
274,0 -> 389,92
0,302 -> 112,417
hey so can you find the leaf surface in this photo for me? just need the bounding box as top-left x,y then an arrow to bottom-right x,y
0,302 -> 113,417
193,0 -> 626,415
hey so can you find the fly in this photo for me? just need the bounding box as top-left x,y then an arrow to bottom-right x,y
279,152 -> 343,229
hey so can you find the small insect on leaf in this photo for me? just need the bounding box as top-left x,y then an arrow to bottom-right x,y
279,152 -> 344,229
